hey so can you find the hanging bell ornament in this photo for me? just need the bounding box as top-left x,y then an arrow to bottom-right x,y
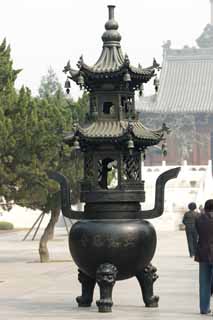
65,78 -> 71,94
73,138 -> 80,151
154,76 -> 159,93
123,71 -> 131,82
142,151 -> 146,161
77,73 -> 84,89
139,83 -> 144,97
161,142 -> 168,157
127,138 -> 134,155
127,139 -> 134,149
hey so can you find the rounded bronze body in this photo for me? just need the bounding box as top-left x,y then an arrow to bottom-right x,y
49,165 -> 180,312
69,218 -> 156,280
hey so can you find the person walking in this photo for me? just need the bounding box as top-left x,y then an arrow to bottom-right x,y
182,202 -> 199,257
195,199 -> 213,314
199,205 -> 205,215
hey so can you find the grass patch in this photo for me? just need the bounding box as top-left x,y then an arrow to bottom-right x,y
0,221 -> 14,230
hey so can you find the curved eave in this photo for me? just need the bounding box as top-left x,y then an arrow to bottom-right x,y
65,134 -> 162,148
68,60 -> 156,87
81,63 -> 155,77
63,132 -> 75,145
129,65 -> 155,76
132,126 -> 164,142
69,68 -> 80,79
64,121 -> 164,147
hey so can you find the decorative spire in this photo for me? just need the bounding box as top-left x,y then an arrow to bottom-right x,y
102,5 -> 121,46
108,5 -> 115,19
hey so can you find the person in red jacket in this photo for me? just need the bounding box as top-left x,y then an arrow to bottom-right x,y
195,199 -> 213,314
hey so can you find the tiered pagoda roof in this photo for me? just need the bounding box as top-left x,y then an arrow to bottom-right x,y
64,5 -> 159,91
64,120 -> 165,147
64,5 -> 166,147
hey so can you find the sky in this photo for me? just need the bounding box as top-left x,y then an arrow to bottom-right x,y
0,0 -> 211,99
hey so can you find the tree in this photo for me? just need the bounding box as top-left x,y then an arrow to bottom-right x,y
24,90 -> 73,262
24,68 -> 87,262
36,69 -> 87,262
70,91 -> 89,124
164,113 -> 197,162
0,38 -> 21,208
0,47 -> 87,261
8,84 -> 73,262
140,112 -> 202,163
38,67 -> 63,99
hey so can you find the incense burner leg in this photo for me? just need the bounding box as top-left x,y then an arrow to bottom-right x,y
136,263 -> 159,307
76,269 -> 96,307
96,263 -> 118,313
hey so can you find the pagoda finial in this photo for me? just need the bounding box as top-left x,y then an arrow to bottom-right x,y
102,5 -> 121,45
108,5 -> 115,20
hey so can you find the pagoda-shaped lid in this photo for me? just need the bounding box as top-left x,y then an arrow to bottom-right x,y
93,5 -> 123,72
63,5 -> 159,90
63,5 -> 167,149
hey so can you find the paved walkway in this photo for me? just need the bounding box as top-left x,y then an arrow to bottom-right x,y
0,228 -> 210,319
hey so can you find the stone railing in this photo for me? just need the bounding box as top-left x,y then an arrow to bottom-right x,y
141,160 -> 213,230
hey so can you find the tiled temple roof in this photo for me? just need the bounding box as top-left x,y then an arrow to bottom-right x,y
136,46 -> 213,114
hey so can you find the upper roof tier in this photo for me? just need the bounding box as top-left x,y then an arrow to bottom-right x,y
63,5 -> 159,91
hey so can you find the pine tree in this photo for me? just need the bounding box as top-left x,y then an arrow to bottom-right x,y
38,67 -> 63,99
0,50 -> 88,261
0,38 -> 21,208
35,68 -> 82,261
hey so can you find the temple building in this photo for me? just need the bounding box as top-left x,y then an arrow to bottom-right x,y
137,0 -> 213,166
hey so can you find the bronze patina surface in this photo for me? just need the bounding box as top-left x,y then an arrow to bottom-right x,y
51,5 -> 180,313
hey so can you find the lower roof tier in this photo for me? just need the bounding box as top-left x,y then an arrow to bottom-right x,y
64,120 -> 165,147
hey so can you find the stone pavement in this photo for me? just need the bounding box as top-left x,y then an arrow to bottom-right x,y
0,228 -> 210,320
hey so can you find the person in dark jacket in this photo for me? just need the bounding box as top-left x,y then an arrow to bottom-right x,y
182,202 -> 199,257
195,199 -> 213,314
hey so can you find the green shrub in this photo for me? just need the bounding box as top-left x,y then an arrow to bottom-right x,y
0,221 -> 14,230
